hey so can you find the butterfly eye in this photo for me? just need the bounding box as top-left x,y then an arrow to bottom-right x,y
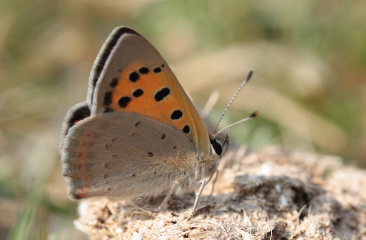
210,138 -> 223,156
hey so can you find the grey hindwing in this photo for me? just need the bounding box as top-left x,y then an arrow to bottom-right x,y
61,111 -> 197,199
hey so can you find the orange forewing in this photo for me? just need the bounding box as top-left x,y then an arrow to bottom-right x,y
91,27 -> 210,156
110,63 -> 187,136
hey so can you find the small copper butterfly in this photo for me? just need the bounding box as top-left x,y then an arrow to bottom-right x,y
60,27 -> 253,213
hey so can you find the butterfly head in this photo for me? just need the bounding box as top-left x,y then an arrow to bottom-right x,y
209,132 -> 229,157
199,132 -> 229,179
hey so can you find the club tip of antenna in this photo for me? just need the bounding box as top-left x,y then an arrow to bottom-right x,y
247,70 -> 254,81
250,111 -> 259,118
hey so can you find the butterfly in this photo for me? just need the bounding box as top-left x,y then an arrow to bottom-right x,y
60,26 -> 238,212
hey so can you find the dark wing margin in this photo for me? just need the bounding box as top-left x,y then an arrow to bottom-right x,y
87,27 -> 140,103
59,102 -> 90,151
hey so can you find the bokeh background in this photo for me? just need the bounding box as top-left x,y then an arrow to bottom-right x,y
1,0 -> 365,239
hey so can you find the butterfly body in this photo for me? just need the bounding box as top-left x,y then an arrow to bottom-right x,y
60,27 -> 228,200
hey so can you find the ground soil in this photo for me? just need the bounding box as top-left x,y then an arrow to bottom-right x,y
75,146 -> 366,239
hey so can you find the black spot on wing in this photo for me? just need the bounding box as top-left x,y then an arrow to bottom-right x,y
139,67 -> 149,74
171,110 -> 183,120
118,96 -> 131,108
129,72 -> 139,82
154,88 -> 170,102
104,91 -> 112,105
110,78 -> 118,88
133,89 -> 143,97
153,67 -> 161,73
183,125 -> 190,134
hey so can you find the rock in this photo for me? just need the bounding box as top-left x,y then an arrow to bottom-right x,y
75,147 -> 366,239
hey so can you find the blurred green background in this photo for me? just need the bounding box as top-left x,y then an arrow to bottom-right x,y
1,0 -> 365,239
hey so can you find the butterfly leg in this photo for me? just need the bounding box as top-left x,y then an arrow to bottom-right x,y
158,180 -> 179,211
188,168 -> 219,219
208,169 -> 219,201
188,179 -> 208,220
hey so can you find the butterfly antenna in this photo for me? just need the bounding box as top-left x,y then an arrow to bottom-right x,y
214,111 -> 259,138
214,70 -> 254,133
